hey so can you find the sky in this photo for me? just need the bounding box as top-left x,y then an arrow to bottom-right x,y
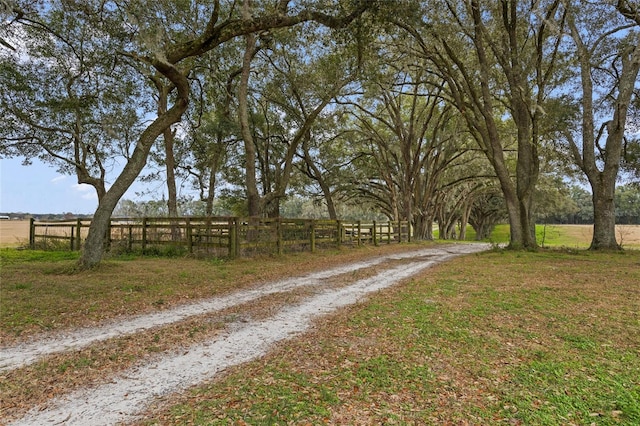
0,157 -> 162,215
0,157 -> 97,214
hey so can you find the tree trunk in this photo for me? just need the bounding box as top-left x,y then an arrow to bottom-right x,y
164,125 -> 181,240
323,187 -> 338,220
157,85 -> 179,219
164,129 -> 178,217
151,77 -> 180,239
514,108 -> 538,249
461,1 -> 528,249
79,120 -> 185,268
205,165 -> 216,216
204,142 -> 226,216
590,43 -> 640,249
507,27 -> 539,249
238,30 -> 261,217
300,144 -> 338,219
424,217 -> 434,240
79,64 -> 189,269
591,180 -> 619,249
314,165 -> 338,220
566,14 -> 640,250
417,212 -> 436,241
401,189 -> 413,232
459,200 -> 472,241
264,197 -> 281,218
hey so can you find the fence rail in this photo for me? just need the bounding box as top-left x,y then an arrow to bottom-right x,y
29,217 -> 412,257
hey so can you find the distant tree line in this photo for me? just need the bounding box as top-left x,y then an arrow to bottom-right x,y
0,212 -> 94,221
537,184 -> 640,225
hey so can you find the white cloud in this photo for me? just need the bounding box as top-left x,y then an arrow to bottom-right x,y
72,183 -> 98,200
51,175 -> 67,183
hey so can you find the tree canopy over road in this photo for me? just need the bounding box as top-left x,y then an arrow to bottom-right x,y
1,0 -> 639,267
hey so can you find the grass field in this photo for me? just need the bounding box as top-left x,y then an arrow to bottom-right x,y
1,244 -> 639,424
0,220 -> 30,247
520,224 -> 638,249
452,223 -> 640,249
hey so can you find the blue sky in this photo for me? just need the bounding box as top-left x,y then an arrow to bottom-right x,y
0,157 -> 99,214
0,157 -> 166,215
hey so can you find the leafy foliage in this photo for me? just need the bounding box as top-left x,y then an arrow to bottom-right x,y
2,0 -> 639,265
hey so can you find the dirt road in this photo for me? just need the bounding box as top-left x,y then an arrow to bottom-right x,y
3,243 -> 489,425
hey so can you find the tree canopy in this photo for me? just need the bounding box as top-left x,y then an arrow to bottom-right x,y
1,0 -> 639,267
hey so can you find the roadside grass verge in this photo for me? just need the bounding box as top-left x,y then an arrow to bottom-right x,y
137,249 -> 640,425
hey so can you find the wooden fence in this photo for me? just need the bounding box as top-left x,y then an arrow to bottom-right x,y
29,217 -> 412,257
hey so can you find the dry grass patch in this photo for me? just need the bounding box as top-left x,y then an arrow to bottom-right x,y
0,220 -> 30,247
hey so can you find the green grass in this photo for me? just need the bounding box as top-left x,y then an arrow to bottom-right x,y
0,248 -> 80,263
137,249 -> 640,425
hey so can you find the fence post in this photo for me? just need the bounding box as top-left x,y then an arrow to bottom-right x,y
336,220 -> 342,247
228,217 -> 238,258
70,225 -> 75,251
276,218 -> 283,255
141,217 -> 147,252
29,218 -> 35,249
75,219 -> 82,250
311,220 -> 317,253
186,217 -> 193,253
387,221 -> 391,244
373,220 -> 378,246
357,220 -> 362,247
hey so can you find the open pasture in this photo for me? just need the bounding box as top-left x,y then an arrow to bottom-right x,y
0,220 -> 30,247
536,224 -> 640,248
